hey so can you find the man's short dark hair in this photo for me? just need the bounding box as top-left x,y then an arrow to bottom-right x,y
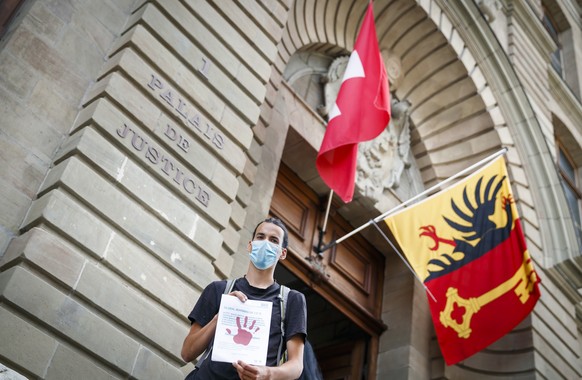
252,217 -> 289,248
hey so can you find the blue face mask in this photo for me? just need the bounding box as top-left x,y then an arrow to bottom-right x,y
250,240 -> 280,270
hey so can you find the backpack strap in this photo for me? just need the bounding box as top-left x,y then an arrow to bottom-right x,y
225,278 -> 236,294
277,285 -> 290,365
195,279 -> 237,368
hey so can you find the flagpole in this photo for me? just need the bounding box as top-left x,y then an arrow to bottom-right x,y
316,190 -> 334,255
370,220 -> 437,302
322,190 -> 334,233
317,147 -> 508,253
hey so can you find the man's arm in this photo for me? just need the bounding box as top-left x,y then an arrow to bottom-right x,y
181,290 -> 248,363
232,335 -> 305,380
181,316 -> 218,362
273,335 -> 305,378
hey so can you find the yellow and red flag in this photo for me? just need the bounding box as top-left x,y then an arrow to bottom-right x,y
384,156 -> 540,365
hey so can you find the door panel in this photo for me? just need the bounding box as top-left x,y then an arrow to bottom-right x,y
269,166 -> 319,254
317,340 -> 366,380
271,164 -> 386,334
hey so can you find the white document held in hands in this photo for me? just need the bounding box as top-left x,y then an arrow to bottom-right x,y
211,294 -> 273,365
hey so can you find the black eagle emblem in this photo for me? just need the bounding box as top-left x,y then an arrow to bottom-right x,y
418,174 -> 514,282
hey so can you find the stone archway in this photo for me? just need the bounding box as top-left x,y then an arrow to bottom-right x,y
276,0 -> 577,264
267,0 -> 579,378
276,0 -> 515,236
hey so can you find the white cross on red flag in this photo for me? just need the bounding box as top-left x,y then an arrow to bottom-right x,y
316,1 -> 391,203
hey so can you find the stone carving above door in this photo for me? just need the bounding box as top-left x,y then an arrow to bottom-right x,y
317,53 -> 423,207
356,98 -> 412,201
317,56 -> 349,119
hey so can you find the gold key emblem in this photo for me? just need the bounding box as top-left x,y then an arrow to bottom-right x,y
439,250 -> 538,338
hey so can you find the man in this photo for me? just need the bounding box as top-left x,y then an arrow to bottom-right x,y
181,217 -> 307,379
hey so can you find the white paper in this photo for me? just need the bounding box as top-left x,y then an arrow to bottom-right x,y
211,294 -> 273,365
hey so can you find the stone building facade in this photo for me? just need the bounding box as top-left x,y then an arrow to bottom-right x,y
0,0 -> 580,379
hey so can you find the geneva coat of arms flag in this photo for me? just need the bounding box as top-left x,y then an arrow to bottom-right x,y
384,157 -> 540,365
316,1 -> 391,203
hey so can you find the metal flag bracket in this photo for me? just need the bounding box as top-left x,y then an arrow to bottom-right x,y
314,147 -> 509,256
312,147 -> 509,299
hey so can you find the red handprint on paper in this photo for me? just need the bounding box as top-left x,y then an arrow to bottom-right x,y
225,316 -> 260,346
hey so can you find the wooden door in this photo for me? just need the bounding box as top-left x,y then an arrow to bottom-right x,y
317,340 -> 367,380
270,164 -> 386,379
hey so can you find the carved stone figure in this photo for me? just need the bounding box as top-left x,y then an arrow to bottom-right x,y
317,52 -> 417,204
317,56 -> 349,118
356,98 -> 412,202
477,0 -> 500,22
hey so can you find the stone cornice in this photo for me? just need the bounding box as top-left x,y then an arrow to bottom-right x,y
557,0 -> 582,29
548,259 -> 582,311
512,0 -> 558,57
548,67 -> 582,128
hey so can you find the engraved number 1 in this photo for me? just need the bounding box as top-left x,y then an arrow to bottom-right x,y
200,57 -> 211,78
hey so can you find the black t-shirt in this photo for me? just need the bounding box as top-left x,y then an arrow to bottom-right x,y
187,277 -> 307,379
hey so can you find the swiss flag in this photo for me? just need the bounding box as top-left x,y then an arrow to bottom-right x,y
316,1 -> 391,203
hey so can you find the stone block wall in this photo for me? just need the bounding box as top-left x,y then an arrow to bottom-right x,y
0,0 -> 292,378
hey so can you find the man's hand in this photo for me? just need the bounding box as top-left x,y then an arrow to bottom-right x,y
232,360 -> 271,380
228,290 -> 248,303
232,336 -> 304,380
